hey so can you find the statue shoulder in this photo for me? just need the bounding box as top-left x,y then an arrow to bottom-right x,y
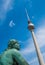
10,49 -> 19,53
3,49 -> 19,55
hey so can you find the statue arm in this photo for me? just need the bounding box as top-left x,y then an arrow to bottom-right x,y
13,50 -> 29,65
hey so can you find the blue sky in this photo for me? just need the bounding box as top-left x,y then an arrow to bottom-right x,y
0,0 -> 45,65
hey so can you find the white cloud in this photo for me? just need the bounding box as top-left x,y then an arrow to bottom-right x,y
21,43 -> 35,55
36,27 -> 45,47
0,0 -> 14,22
29,57 -> 37,65
9,20 -> 15,28
28,52 -> 45,65
3,0 -> 13,11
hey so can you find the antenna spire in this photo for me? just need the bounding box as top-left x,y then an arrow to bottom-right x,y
25,8 -> 31,23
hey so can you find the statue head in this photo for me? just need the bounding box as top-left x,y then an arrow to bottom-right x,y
8,39 -> 20,50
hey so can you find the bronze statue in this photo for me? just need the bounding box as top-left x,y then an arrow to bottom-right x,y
0,39 -> 29,65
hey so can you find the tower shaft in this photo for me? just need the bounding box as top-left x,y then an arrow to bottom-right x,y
31,30 -> 45,65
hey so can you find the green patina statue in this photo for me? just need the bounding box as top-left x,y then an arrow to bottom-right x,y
0,39 -> 29,65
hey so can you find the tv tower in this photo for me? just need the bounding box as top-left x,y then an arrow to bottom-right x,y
25,8 -> 45,65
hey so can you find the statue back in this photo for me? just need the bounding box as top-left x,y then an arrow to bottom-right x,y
0,49 -> 29,65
